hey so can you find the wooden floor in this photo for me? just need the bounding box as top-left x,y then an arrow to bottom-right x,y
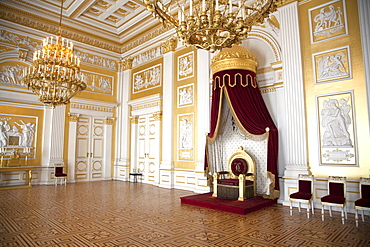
1,181 -> 369,246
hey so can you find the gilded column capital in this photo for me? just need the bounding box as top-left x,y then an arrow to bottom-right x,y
104,117 -> 115,125
119,57 -> 133,71
68,113 -> 80,122
161,37 -> 177,53
152,111 -> 162,121
130,116 -> 139,124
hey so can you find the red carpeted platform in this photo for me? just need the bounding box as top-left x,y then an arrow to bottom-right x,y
180,192 -> 277,215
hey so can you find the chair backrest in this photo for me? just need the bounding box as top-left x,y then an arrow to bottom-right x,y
298,174 -> 313,194
55,166 -> 64,175
359,177 -> 370,199
328,176 -> 346,198
227,146 -> 255,178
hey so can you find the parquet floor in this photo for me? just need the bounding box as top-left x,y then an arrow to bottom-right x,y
1,181 -> 369,246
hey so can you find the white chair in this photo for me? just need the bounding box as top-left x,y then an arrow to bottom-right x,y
321,176 -> 347,224
289,174 -> 314,218
355,177 -> 370,227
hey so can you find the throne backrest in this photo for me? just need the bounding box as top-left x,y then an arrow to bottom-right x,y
227,146 -> 255,178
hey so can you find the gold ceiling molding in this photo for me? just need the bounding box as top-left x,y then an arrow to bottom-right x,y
0,6 -> 121,53
120,24 -> 172,54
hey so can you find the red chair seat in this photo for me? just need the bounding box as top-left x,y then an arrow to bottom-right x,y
321,195 -> 345,204
55,174 -> 67,177
355,198 -> 370,207
290,191 -> 312,200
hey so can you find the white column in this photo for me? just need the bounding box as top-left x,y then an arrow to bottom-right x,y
280,2 -> 308,176
280,2 -> 309,204
194,49 -> 211,193
358,0 -> 370,131
160,50 -> 175,187
103,118 -> 113,180
67,113 -> 79,183
41,105 -> 66,184
114,62 -> 131,181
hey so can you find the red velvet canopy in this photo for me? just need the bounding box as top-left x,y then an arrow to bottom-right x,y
206,69 -> 279,191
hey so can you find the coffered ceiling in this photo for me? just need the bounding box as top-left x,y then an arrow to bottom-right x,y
0,0 -> 162,54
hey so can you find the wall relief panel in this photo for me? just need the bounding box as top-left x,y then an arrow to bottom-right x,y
316,91 -> 357,166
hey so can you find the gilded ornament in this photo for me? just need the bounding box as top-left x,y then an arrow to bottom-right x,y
161,37 -> 177,53
211,45 -> 258,74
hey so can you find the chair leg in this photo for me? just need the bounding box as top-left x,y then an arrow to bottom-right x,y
341,208 -> 345,224
307,204 -> 310,219
344,205 -> 347,219
329,206 -> 332,217
321,205 -> 325,221
311,200 -> 315,214
355,209 -> 359,227
361,210 -> 365,222
298,202 -> 301,212
290,201 -> 293,216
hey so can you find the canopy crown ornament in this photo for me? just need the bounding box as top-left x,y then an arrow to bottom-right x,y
143,0 -> 278,52
20,0 -> 86,108
211,45 -> 258,73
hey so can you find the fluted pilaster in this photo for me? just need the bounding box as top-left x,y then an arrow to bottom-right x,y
280,1 -> 309,177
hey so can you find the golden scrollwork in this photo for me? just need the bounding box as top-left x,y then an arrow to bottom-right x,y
211,45 -> 258,74
104,117 -> 114,125
130,116 -> 139,124
161,37 -> 177,53
152,111 -> 162,121
119,57 -> 133,71
68,113 -> 80,122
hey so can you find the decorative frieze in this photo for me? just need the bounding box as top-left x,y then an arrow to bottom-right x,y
0,65 -> 27,87
119,57 -> 133,71
70,103 -> 114,113
132,47 -> 163,67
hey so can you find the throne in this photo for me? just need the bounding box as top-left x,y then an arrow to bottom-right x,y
212,147 -> 256,201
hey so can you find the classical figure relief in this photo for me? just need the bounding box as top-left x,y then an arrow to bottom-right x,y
314,46 -> 351,83
87,74 -> 112,93
178,114 -> 194,161
0,117 -> 36,148
310,0 -> 347,43
133,64 -> 162,93
178,84 -> 194,107
0,65 -> 27,86
178,52 -> 194,80
317,92 -> 356,166
321,98 -> 352,147
180,116 -> 192,149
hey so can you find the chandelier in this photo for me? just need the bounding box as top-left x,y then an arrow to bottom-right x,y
20,1 -> 86,108
143,0 -> 277,52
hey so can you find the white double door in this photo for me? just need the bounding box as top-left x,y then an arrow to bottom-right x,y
134,114 -> 160,184
75,115 -> 105,181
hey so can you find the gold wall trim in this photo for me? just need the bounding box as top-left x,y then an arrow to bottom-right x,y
70,103 -> 114,113
68,113 -> 80,122
162,37 -> 178,53
249,33 -> 279,61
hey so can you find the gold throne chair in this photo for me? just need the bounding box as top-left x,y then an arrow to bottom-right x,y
212,147 -> 256,201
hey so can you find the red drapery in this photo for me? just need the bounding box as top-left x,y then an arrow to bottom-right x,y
206,69 -> 279,191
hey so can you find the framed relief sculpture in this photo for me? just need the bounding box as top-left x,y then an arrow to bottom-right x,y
309,0 -> 347,44
177,84 -> 194,108
313,46 -> 351,84
178,113 -> 194,161
178,52 -> 194,81
132,64 -> 162,94
316,91 -> 357,166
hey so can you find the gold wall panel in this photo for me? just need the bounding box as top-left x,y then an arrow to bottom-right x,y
300,0 -> 369,178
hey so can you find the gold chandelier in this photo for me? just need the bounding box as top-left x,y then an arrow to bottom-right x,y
20,0 -> 86,108
143,0 -> 277,52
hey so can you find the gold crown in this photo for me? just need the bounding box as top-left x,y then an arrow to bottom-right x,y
211,45 -> 258,74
